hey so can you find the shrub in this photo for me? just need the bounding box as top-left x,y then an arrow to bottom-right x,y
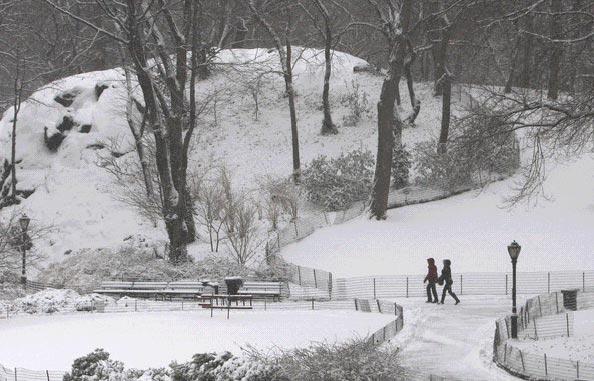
250,338 -> 405,381
63,349 -> 126,381
413,141 -> 474,191
340,80 -> 371,127
302,149 -> 374,211
391,145 -> 412,189
258,176 -> 301,229
414,107 -> 519,191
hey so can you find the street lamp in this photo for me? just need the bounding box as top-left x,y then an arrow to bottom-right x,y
19,213 -> 31,285
507,240 -> 521,338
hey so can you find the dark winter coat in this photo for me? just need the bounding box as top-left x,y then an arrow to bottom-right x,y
424,258 -> 438,283
439,260 -> 454,285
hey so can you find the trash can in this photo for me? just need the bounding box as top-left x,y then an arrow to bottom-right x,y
561,289 -> 579,311
225,277 -> 243,295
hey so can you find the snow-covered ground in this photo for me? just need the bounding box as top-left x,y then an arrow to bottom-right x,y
392,295 -> 527,380
512,309 -> 594,363
282,154 -> 594,276
0,309 -> 393,370
0,47 -> 447,265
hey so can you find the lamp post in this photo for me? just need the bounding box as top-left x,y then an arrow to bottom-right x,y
19,213 -> 31,285
507,240 -> 521,338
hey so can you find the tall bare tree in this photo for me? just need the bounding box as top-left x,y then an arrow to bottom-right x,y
248,0 -> 302,183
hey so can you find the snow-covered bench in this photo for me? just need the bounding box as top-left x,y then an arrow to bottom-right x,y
238,281 -> 283,301
93,281 -> 210,300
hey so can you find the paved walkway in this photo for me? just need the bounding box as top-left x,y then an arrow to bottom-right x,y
390,295 -> 526,380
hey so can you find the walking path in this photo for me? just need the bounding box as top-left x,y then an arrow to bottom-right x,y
391,295 -> 526,380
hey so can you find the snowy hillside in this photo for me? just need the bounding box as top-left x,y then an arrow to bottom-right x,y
282,154 -> 594,276
0,48 -> 450,265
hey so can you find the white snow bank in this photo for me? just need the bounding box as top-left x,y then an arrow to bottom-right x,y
0,309 -> 393,369
4,288 -> 113,314
282,154 -> 594,276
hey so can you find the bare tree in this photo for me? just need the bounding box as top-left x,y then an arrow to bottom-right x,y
42,0 -> 212,262
248,0 -> 302,183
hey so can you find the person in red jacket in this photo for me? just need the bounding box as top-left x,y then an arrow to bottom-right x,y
423,258 -> 439,303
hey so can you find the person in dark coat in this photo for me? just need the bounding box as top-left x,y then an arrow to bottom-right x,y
438,259 -> 460,305
423,258 -> 439,303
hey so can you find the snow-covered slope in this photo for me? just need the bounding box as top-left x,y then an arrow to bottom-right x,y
281,154 -> 594,276
1,47 -> 436,264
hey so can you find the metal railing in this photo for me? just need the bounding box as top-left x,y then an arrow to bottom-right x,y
493,291 -> 594,380
332,271 -> 594,300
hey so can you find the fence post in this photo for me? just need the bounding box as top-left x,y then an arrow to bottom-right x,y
376,299 -> 382,313
313,269 -> 318,288
555,292 -> 559,314
354,299 -> 358,311
537,296 -> 543,317
544,353 -> 548,376
505,274 -> 508,295
181,300 -> 184,311
14,368 -> 16,381
406,277 -> 409,298
134,299 -> 137,312
311,299 -> 315,310
519,349 -> 525,372
328,272 -> 333,299
46,370 -> 50,381
584,272 -> 586,292
566,313 -> 570,336
547,272 -> 551,294
293,220 -> 299,237
577,360 -> 580,379
298,266 -> 302,286
534,319 -> 538,339
373,278 -> 376,299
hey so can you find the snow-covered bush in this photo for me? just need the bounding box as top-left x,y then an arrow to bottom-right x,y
250,338 -> 404,381
391,145 -> 412,189
258,176 -> 301,229
340,80 -> 371,127
63,349 -> 126,381
302,149 -> 374,211
413,109 -> 519,191
413,141 -> 473,191
8,289 -> 113,314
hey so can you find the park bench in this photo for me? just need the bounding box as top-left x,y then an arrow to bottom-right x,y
237,281 -> 283,301
93,280 -> 214,300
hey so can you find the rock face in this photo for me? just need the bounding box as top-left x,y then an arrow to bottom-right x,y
0,69 -> 127,210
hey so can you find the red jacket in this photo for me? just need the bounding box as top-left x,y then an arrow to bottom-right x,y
424,258 -> 438,283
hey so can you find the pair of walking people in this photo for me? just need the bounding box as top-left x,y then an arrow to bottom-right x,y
423,258 -> 460,305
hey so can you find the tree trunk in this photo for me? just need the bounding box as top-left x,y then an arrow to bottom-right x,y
370,40 -> 406,220
248,0 -> 301,183
505,33 -> 522,93
547,0 -> 563,100
319,5 -> 337,135
434,22 -> 450,96
285,39 -> 301,182
125,3 -> 188,263
438,72 -> 452,154
520,14 -> 534,88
